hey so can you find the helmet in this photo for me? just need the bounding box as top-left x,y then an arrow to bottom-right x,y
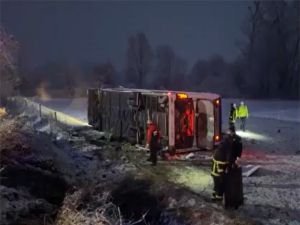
240,101 -> 244,105
147,119 -> 152,124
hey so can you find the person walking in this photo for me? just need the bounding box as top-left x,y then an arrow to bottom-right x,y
211,125 -> 243,201
238,101 -> 249,131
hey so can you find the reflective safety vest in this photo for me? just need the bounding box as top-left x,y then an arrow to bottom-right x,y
211,158 -> 228,177
238,105 -> 249,118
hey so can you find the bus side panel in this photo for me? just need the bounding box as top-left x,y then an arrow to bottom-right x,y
87,89 -> 101,129
168,95 -> 175,150
101,91 -> 110,133
100,91 -> 135,140
109,91 -> 119,137
121,92 -> 135,140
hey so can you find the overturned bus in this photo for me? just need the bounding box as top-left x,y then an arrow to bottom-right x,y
88,88 -> 222,152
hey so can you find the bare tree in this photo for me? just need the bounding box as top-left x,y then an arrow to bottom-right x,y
125,33 -> 153,88
0,26 -> 19,105
189,59 -> 209,87
154,45 -> 187,89
63,65 -> 81,97
93,62 -> 116,87
173,56 -> 188,90
239,0 -> 300,98
275,0 -> 300,97
187,54 -> 245,96
241,1 -> 262,61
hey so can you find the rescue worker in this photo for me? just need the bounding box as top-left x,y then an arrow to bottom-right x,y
229,103 -> 238,127
238,101 -> 249,131
211,125 -> 243,201
146,120 -> 161,165
149,129 -> 161,166
146,119 -> 158,148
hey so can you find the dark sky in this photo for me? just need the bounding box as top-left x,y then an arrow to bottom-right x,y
1,1 -> 250,70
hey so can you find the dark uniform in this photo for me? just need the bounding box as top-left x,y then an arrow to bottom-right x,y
149,130 -> 161,166
211,127 -> 242,200
229,103 -> 238,128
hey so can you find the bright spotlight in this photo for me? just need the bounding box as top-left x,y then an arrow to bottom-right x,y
236,130 -> 270,141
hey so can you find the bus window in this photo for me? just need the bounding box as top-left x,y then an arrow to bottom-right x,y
196,100 -> 214,149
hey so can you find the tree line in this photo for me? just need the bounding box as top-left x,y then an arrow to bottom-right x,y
0,26 -> 20,105
1,0 -> 299,100
123,0 -> 299,98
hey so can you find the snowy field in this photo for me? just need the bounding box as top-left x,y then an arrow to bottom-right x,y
33,97 -> 88,122
33,97 -> 300,224
223,99 -> 300,123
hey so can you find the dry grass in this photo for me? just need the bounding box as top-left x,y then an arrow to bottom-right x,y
56,188 -> 121,225
56,185 -> 151,225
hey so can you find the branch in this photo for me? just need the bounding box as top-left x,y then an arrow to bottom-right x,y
129,210 -> 149,225
118,207 -> 122,225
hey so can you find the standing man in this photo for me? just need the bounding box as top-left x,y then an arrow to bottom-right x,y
146,119 -> 158,148
149,129 -> 161,166
229,103 -> 238,127
211,125 -> 243,201
238,101 -> 249,131
146,119 -> 161,166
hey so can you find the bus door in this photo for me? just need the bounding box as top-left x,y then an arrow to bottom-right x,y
174,97 -> 194,149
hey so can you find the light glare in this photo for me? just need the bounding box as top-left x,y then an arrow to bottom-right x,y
236,130 -> 270,141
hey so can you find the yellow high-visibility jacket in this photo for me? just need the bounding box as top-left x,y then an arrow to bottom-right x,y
238,105 -> 249,118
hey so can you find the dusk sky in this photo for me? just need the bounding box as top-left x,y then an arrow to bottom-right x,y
1,1 -> 250,70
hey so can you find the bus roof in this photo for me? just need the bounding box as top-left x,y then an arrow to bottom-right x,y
92,87 -> 221,100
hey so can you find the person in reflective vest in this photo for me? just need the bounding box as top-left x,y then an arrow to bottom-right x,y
211,125 -> 243,201
237,101 -> 249,131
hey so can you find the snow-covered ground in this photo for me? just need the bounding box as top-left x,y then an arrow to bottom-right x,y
223,99 -> 300,123
222,99 -> 300,225
33,98 -> 88,122
33,97 -> 300,224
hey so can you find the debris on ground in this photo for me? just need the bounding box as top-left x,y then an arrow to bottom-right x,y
242,165 -> 260,177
